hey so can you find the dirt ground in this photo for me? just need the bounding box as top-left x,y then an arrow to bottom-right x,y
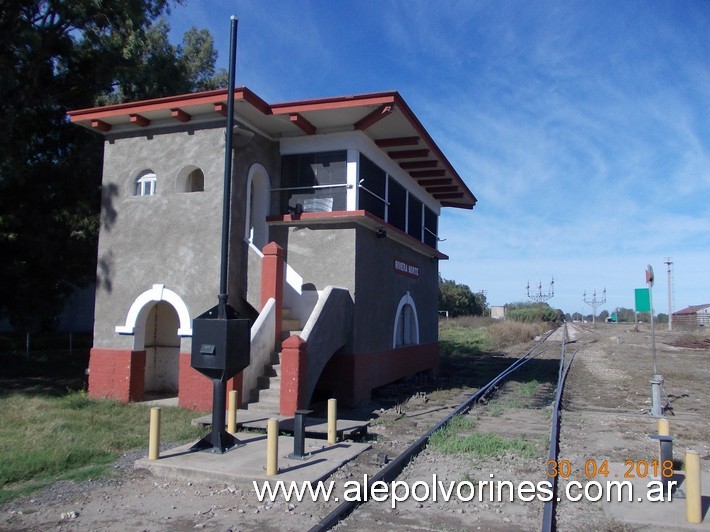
1,323 -> 708,531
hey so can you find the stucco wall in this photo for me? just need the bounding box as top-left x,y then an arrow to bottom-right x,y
269,221 -> 439,355
353,225 -> 439,353
269,224 -> 358,294
93,123 -> 280,351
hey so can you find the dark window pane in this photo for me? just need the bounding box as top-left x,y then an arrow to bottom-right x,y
424,206 -> 438,248
407,195 -> 422,240
388,178 -> 406,232
359,155 -> 386,220
279,151 -> 347,214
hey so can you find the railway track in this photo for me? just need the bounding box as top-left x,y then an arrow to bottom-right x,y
311,323 -> 578,531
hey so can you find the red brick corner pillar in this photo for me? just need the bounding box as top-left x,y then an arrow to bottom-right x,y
280,335 -> 308,416
88,348 -> 145,403
261,242 -> 284,346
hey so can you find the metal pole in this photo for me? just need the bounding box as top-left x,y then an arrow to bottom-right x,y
666,257 -> 673,331
218,15 -> 239,319
650,282 -> 657,375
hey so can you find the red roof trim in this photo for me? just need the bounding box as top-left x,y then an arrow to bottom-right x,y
411,169 -> 446,178
354,104 -> 394,131
375,136 -> 420,148
269,91 -> 397,115
91,119 -> 111,132
434,192 -> 465,199
290,113 -> 316,135
400,160 -> 438,169
129,113 -> 150,127
67,87 -> 476,209
171,108 -> 191,122
418,178 -> 453,186
388,149 -> 429,160
67,86 -> 271,122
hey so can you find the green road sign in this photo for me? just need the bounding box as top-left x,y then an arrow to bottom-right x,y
635,288 -> 650,312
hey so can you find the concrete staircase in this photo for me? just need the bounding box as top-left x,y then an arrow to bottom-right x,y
246,307 -> 302,414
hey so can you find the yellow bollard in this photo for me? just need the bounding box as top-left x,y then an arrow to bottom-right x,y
228,390 -> 238,435
658,418 -> 670,437
266,418 -> 279,476
327,398 -> 337,445
685,450 -> 701,524
149,407 -> 161,460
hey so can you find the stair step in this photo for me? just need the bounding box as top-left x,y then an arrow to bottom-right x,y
282,318 -> 301,330
282,307 -> 293,319
257,374 -> 281,389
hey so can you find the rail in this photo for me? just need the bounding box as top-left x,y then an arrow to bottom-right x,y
310,326 -> 562,532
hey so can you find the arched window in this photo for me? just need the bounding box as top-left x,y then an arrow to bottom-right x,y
135,172 -> 157,196
393,292 -> 420,347
176,165 -> 205,193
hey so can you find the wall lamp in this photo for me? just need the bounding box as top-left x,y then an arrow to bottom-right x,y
376,227 -> 387,239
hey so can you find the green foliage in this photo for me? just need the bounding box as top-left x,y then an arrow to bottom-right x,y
439,276 -> 488,317
0,390 -> 207,502
439,317 -> 491,357
0,1 -> 222,330
429,415 -> 538,458
506,302 -> 558,323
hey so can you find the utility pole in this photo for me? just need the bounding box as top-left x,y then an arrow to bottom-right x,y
527,278 -> 554,304
583,288 -> 606,325
665,257 -> 673,331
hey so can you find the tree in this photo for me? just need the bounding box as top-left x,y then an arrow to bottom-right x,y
506,301 -> 559,323
0,1 -> 222,330
438,276 -> 487,317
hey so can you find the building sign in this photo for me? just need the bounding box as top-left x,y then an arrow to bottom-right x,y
393,258 -> 419,279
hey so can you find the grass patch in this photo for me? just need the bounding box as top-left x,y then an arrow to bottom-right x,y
439,317 -> 491,357
517,379 -> 541,397
0,390 -> 207,503
430,415 -> 538,458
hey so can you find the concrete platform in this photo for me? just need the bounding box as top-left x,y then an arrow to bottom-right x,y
135,431 -> 371,485
192,409 -> 369,439
601,462 -> 710,529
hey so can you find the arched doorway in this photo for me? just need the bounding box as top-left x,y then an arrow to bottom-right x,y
114,284 -> 192,401
142,301 -> 181,396
245,164 -> 270,250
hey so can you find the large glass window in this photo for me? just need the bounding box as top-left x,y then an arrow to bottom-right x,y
278,151 -> 347,214
407,195 -> 422,240
387,178 -> 407,233
424,206 -> 438,248
358,155 -> 387,220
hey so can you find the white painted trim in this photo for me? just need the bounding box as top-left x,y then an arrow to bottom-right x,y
244,163 -> 271,248
115,284 -> 193,345
392,291 -> 420,348
346,149 -> 358,211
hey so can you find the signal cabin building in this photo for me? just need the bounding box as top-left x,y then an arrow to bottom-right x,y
69,88 -> 476,414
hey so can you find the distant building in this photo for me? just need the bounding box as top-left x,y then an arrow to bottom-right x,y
68,87 -> 477,414
491,306 -> 506,320
672,304 -> 710,327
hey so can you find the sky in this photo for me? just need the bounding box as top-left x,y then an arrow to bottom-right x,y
166,0 -> 709,316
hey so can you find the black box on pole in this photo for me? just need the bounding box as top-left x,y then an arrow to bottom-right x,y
190,303 -> 250,453
191,304 -> 250,380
